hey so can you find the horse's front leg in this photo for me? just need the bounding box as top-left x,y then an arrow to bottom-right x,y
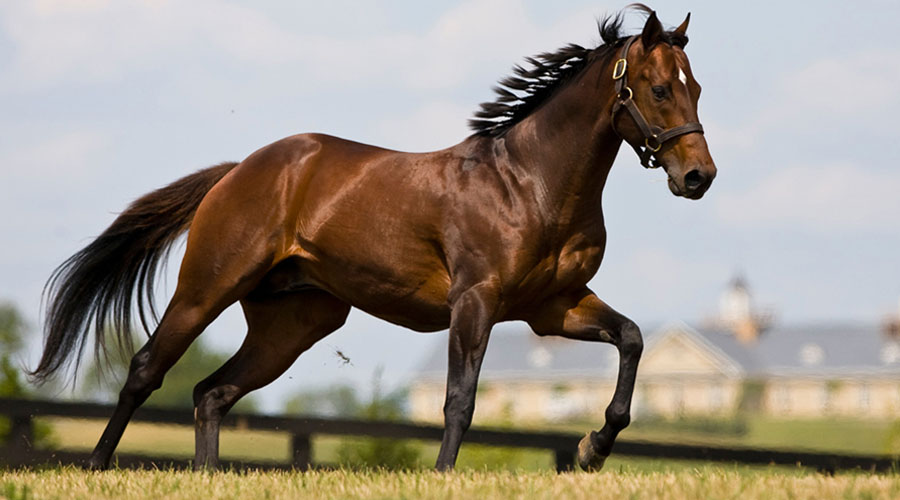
527,287 -> 643,471
435,282 -> 499,470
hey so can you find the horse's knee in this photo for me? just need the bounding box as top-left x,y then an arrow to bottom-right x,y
618,320 -> 643,357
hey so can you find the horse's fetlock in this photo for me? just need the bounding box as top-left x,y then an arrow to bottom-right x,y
605,404 -> 631,430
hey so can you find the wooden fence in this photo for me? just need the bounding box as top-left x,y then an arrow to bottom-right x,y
1,398 -> 896,473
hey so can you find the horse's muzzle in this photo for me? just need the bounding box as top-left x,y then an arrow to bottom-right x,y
670,166 -> 715,199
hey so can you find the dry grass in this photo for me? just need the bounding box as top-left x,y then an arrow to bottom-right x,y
3,467 -> 900,500
40,418 -> 557,470
44,418 -> 292,462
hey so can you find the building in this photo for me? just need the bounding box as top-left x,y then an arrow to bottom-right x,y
409,281 -> 900,423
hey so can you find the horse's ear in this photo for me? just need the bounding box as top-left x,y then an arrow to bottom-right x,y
641,11 -> 664,51
675,12 -> 690,36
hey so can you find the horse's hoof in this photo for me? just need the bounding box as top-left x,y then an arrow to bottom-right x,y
576,433 -> 606,471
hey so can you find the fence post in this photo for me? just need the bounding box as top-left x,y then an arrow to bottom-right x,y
555,448 -> 575,472
291,433 -> 312,471
5,415 -> 34,465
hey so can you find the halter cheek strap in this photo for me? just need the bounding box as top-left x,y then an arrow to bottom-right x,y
610,36 -> 705,169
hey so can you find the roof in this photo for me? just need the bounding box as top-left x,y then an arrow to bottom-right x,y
749,323 -> 900,376
415,321 -> 900,381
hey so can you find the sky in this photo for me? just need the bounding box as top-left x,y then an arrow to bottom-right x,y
1,1 -> 899,411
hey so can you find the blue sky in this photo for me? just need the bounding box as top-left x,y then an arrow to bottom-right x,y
1,1 -> 898,409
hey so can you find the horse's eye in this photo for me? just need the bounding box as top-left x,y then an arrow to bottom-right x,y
651,86 -> 668,100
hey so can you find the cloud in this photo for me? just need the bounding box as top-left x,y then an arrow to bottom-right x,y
373,101 -> 473,151
702,48 -> 900,154
2,129 -> 110,184
0,0 -> 603,92
702,119 -> 757,151
404,0 -> 601,90
0,0 -> 311,89
780,49 -> 900,114
715,162 -> 900,233
590,245 -> 730,322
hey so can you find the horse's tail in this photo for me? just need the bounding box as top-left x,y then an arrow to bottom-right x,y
30,161 -> 239,384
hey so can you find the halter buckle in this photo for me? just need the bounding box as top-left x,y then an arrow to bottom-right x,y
618,86 -> 633,101
612,59 -> 627,80
645,135 -> 662,153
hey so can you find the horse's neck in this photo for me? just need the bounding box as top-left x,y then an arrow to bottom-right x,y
501,67 -> 622,226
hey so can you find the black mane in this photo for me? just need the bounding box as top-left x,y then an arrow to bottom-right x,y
468,5 -> 688,137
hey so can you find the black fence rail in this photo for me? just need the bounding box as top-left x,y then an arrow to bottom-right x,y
0,398 -> 896,473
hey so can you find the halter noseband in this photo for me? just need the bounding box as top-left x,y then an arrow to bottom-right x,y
611,36 -> 705,169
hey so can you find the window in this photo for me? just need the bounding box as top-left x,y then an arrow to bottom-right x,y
709,384 -> 724,411
672,382 -> 685,416
776,384 -> 791,413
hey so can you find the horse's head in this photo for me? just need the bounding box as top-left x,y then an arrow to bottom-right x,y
611,10 -> 717,200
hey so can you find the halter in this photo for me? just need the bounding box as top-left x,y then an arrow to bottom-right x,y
611,36 -> 705,169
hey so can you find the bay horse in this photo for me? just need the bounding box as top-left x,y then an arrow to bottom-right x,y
32,6 -> 715,471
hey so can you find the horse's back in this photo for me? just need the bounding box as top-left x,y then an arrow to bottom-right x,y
186,132 -> 454,331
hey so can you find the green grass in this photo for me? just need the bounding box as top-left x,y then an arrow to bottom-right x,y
3,467 -> 900,500
744,418 -> 898,455
552,416 -> 900,456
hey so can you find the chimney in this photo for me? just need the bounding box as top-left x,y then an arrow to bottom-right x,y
715,274 -> 772,345
734,318 -> 760,345
719,275 -> 751,326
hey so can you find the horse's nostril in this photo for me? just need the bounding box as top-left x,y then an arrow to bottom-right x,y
684,169 -> 705,190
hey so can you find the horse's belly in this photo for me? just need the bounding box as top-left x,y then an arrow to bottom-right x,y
297,248 -> 452,332
326,274 -> 452,332
357,294 -> 452,332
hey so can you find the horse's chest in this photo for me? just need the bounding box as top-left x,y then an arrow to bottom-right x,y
512,230 -> 606,301
554,243 -> 604,286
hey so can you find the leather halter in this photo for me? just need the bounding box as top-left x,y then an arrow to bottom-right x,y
611,36 -> 705,169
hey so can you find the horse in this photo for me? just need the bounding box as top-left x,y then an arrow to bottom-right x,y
32,5 -> 716,471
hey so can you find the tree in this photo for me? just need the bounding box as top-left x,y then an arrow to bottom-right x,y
0,302 -> 27,398
284,384 -> 361,418
0,302 -> 53,446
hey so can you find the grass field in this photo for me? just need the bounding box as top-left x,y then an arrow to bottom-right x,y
36,415 -> 900,472
626,417 -> 900,456
41,418 -> 558,471
3,467 -> 900,500
8,417 -> 900,499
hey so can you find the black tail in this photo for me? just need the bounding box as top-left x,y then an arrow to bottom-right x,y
31,161 -> 239,384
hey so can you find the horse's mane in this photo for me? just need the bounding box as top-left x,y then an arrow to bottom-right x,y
468,4 -> 688,137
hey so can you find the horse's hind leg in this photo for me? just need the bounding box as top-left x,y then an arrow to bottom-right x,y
86,224 -> 275,470
192,290 -> 350,470
85,296 -> 241,470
